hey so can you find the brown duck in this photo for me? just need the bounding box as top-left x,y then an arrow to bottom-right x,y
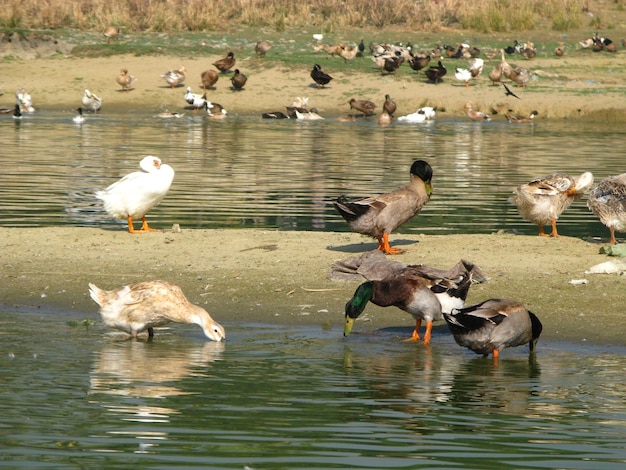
213,52 -> 236,73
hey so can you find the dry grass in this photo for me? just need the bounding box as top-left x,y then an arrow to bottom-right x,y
0,0 -> 595,33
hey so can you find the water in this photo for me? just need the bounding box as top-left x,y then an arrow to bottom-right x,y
1,308 -> 626,468
1,111 -> 625,237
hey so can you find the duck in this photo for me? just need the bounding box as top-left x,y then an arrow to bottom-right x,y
397,106 -> 436,122
16,87 -> 34,112
444,299 -> 542,360
488,64 -> 503,85
73,107 -> 85,124
204,102 -> 228,119
295,108 -> 324,120
184,87 -> 207,111
468,58 -> 484,78
505,110 -> 538,123
95,156 -> 175,234
213,52 -> 236,73
116,68 -> 136,91
499,48 -> 513,80
12,103 -> 22,120
153,111 -> 185,119
510,171 -> 594,237
408,52 -> 431,72
555,42 -> 565,57
81,89 -> 102,112
348,98 -> 376,116
261,111 -> 290,119
343,265 -> 473,344
88,280 -> 226,341
200,69 -> 219,90
464,102 -> 491,121
333,159 -> 433,255
339,44 -> 358,63
377,111 -> 392,126
520,42 -> 536,60
230,69 -> 247,90
255,40 -> 271,57
310,64 -> 333,88
103,26 -> 121,44
587,173 -> 626,244
424,60 -> 447,83
508,66 -> 530,87
454,67 -> 472,87
382,94 -> 397,117
161,66 -> 187,89
504,40 -> 520,55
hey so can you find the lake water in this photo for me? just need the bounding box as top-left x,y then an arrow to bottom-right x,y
1,308 -> 626,469
2,111 -> 626,468
1,110 -> 625,238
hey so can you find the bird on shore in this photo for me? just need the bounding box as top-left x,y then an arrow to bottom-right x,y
161,66 -> 187,89
95,156 -> 175,234
503,83 -> 521,99
230,69 -> 247,90
310,64 -> 333,88
464,102 -> 491,121
116,68 -> 136,91
444,298 -> 542,360
454,67 -> 472,87
587,173 -> 626,244
424,60 -> 447,83
103,26 -> 121,44
255,40 -> 271,57
213,52 -> 236,73
505,110 -> 538,123
333,159 -> 433,255
88,280 -> 226,341
343,265 -> 472,344
510,171 -> 594,237
82,89 -> 102,112
348,98 -> 376,116
184,87 -> 207,111
200,69 -> 219,90
72,107 -> 85,124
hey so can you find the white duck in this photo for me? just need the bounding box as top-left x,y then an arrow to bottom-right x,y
184,86 -> 207,111
16,87 -> 34,113
454,67 -> 472,86
397,106 -> 436,122
73,107 -> 85,124
96,156 -> 175,233
89,280 -> 226,340
82,89 -> 102,112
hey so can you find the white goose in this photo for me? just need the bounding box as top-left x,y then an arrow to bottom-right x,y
96,156 -> 174,233
82,89 -> 102,112
89,280 -> 226,340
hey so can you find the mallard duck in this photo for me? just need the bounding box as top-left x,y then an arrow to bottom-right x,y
161,66 -> 187,89
255,40 -> 271,58
89,280 -> 225,340
310,64 -> 333,88
95,156 -> 175,234
261,111 -> 289,119
153,111 -> 185,119
343,265 -> 472,344
424,60 -> 447,83
505,110 -> 538,123
587,173 -> 626,244
333,159 -> 433,255
444,299 -> 542,359
103,26 -> 121,44
184,86 -> 207,111
454,67 -> 472,87
230,69 -> 247,90
380,55 -> 403,74
510,171 -> 594,237
464,102 -> 491,121
213,52 -> 236,73
382,94 -> 396,116
348,98 -> 376,116
116,68 -> 136,91
397,107 -> 436,123
82,89 -> 102,112
200,69 -> 219,90
73,107 -> 85,124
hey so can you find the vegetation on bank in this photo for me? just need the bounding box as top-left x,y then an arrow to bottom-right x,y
1,0 -> 618,33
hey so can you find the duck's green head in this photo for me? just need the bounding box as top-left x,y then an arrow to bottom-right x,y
344,281 -> 374,336
410,159 -> 433,196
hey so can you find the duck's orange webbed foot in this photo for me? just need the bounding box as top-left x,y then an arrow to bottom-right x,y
402,319 -> 421,342
140,216 -> 160,232
378,233 -> 404,255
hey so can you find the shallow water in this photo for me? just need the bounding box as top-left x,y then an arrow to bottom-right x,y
1,308 -> 626,469
1,111 -> 625,238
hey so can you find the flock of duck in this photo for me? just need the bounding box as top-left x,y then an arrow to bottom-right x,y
86,149 -> 626,360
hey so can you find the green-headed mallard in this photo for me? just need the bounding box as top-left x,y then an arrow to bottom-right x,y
89,280 -> 225,340
587,173 -> 626,244
95,156 -> 174,234
443,298 -> 542,359
343,265 -> 473,344
510,172 -> 594,237
333,159 -> 433,255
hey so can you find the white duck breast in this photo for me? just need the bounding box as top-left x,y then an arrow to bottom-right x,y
96,156 -> 174,233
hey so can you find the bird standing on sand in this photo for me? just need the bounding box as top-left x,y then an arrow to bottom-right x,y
587,173 -> 626,244
231,69 -> 247,90
161,66 -> 187,89
310,64 -> 333,88
213,52 -> 236,73
116,68 -> 136,91
89,280 -> 225,340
